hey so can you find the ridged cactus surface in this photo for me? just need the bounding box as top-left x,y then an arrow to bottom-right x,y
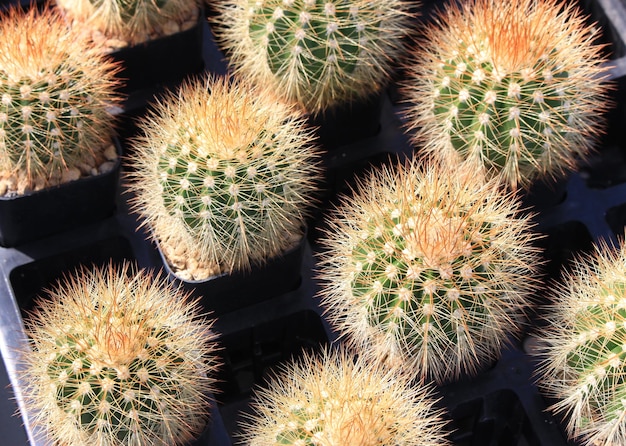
128,75 -> 321,278
20,263 -> 220,446
241,348 -> 449,445
55,0 -> 199,46
403,0 -> 611,190
317,160 -> 540,384
0,7 -> 121,186
213,0 -> 414,114
536,236 -> 626,446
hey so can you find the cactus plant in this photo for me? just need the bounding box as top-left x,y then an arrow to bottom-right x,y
317,159 -> 541,384
54,0 -> 200,48
241,347 -> 449,445
0,6 -> 122,192
212,0 -> 416,115
402,0 -> 612,190
127,74 -> 321,279
535,234 -> 626,446
19,262 -> 220,446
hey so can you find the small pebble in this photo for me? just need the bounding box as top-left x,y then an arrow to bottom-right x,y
61,167 -> 81,184
162,20 -> 180,36
104,144 -> 118,161
98,161 -> 116,174
105,38 -> 128,50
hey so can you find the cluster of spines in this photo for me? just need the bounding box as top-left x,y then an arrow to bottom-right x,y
536,236 -> 626,446
20,263 -> 220,446
317,160 -> 540,384
213,0 -> 414,114
55,0 -> 199,45
0,6 -> 121,185
241,347 -> 449,445
128,75 -> 321,276
402,0 -> 611,190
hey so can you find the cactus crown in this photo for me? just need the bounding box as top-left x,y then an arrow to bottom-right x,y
0,6 -> 121,186
317,160 -> 540,384
241,347 -> 450,446
402,0 -> 611,190
128,75 -> 321,278
20,262 -> 220,446
536,236 -> 626,446
55,0 -> 199,46
213,0 -> 414,114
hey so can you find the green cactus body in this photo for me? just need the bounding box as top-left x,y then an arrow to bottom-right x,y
21,263 -> 219,446
432,50 -> 572,174
55,0 -> 198,45
159,131 -> 288,242
403,0 -> 611,190
565,286 -> 626,429
537,243 -> 626,446
214,0 -> 412,114
0,7 -> 121,186
47,327 -> 191,442
318,160 -> 540,384
129,75 -> 321,278
242,348 -> 449,446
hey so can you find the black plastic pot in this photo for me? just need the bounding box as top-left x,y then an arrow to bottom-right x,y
158,229 -> 308,317
1,216 -> 230,446
112,9 -> 205,101
0,138 -> 122,248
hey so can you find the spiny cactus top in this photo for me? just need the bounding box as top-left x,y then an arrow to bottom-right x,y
54,0 -> 199,46
317,159 -> 541,384
128,75 -> 321,278
402,0 -> 611,190
0,6 -> 121,187
213,0 -> 415,115
241,347 -> 450,446
536,235 -> 626,446
19,263 -> 220,446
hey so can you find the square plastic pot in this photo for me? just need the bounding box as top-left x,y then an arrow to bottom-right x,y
0,219 -> 230,446
0,138 -> 122,248
158,229 -> 308,317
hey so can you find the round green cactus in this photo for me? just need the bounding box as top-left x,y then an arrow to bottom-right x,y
213,0 -> 415,114
536,235 -> 626,446
128,75 -> 321,279
54,0 -> 199,46
402,0 -> 611,190
20,263 -> 220,446
241,347 -> 449,446
317,160 -> 541,384
0,7 -> 121,189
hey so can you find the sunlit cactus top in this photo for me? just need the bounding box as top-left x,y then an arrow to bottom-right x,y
213,0 -> 416,114
19,263 -> 220,446
54,0 -> 199,46
403,0 -> 611,190
0,6 -> 121,186
536,234 -> 626,446
128,75 -> 321,278
241,347 -> 450,446
317,159 -> 541,384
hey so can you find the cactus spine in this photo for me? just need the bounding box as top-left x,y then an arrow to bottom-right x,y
536,235 -> 626,446
0,6 -> 121,189
402,0 -> 611,190
241,347 -> 449,446
317,160 -> 541,384
213,0 -> 414,114
54,0 -> 199,47
128,75 -> 321,279
19,263 -> 220,446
